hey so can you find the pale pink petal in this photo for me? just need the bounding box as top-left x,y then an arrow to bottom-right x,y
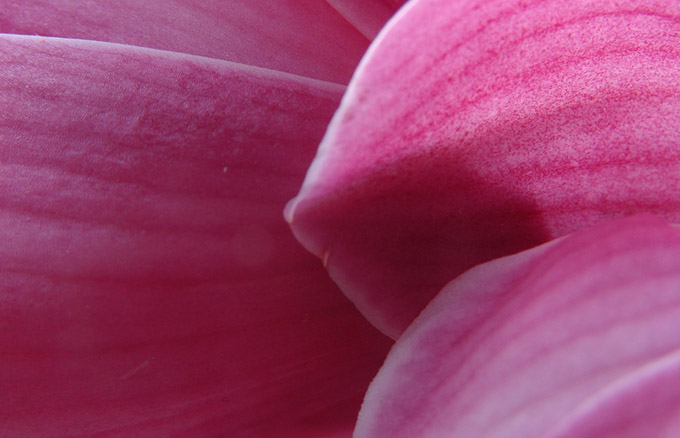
0,35 -> 391,437
356,215 -> 680,437
0,0 -> 369,83
546,349 -> 680,438
326,0 -> 397,39
287,0 -> 680,338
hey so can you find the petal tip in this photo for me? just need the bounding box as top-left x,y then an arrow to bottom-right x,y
284,197 -> 298,224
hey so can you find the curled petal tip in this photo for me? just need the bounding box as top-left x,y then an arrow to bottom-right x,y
288,0 -> 680,338
283,197 -> 298,225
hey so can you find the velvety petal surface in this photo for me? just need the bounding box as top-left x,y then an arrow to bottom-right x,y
0,35 -> 391,437
0,0 -> 369,83
355,215 -> 680,437
287,0 -> 680,338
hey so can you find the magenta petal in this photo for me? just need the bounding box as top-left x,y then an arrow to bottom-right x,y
287,0 -> 680,338
325,0 -> 397,39
0,0 -> 369,83
0,35 -> 391,436
381,0 -> 408,9
356,215 -> 680,437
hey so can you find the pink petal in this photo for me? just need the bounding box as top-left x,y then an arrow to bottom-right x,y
326,0 -> 398,39
0,0 -> 369,83
287,0 -> 680,338
356,214 -> 680,437
0,35 -> 391,436
382,0 -> 408,9
546,349 -> 680,438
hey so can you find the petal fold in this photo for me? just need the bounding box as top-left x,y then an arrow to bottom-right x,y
0,0 -> 369,83
356,215 -> 680,437
287,0 -> 680,338
326,0 -> 397,39
0,35 -> 391,437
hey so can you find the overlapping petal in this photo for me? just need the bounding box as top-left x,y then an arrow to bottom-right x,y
287,0 -> 680,338
0,0 -> 369,83
355,215 -> 680,437
0,35 -> 391,436
325,0 -> 399,39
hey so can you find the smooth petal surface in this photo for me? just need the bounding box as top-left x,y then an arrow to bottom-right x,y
546,349 -> 680,438
0,0 -> 369,83
356,215 -> 680,437
287,0 -> 680,338
0,35 -> 391,437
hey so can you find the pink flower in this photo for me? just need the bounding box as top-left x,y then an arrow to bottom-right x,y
4,0 -> 680,437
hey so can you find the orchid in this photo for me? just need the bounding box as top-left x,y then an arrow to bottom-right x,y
3,1 -> 680,438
